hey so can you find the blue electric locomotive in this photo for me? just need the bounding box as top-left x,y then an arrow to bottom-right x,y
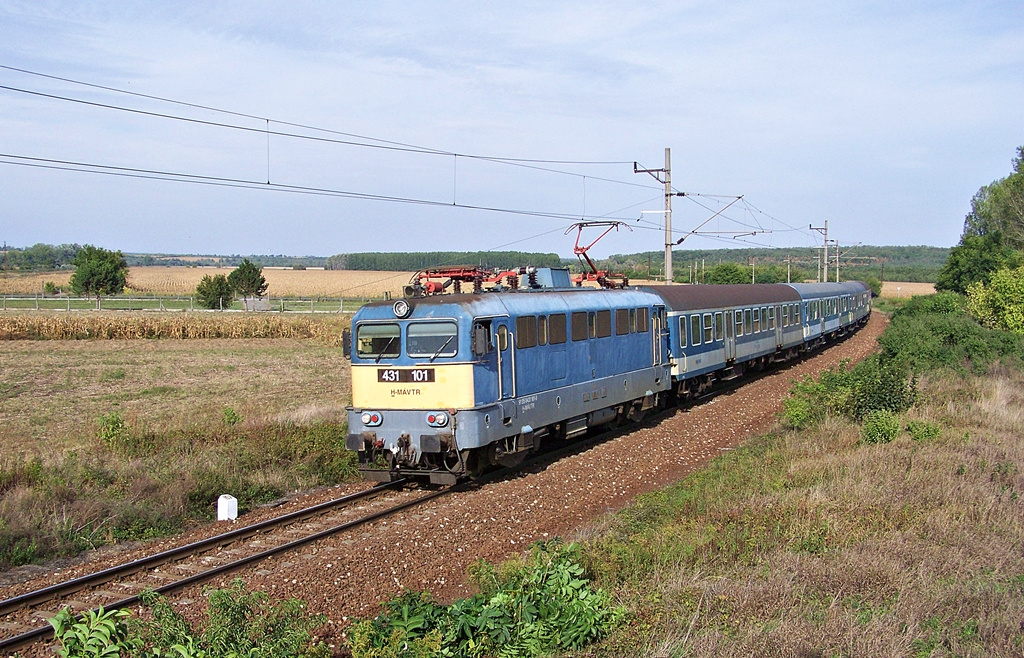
345,268 -> 871,483
346,268 -> 671,484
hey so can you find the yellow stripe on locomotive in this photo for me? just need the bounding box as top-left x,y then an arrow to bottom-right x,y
350,363 -> 475,410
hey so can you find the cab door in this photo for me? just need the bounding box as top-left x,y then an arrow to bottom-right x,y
493,319 -> 516,424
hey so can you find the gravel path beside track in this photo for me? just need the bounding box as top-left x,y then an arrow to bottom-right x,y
3,314 -> 886,655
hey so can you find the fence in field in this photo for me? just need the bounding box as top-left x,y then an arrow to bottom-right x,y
0,295 -> 387,313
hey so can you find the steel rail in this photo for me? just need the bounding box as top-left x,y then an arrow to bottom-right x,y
0,480 -> 457,654
0,479 -> 406,618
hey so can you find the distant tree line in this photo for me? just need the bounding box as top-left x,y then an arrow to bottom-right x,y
1,243 -> 82,271
326,251 -> 565,271
600,245 -> 948,284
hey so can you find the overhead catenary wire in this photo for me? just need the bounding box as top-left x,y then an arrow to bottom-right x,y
0,153 -> 644,224
0,66 -> 659,191
0,65 -> 828,255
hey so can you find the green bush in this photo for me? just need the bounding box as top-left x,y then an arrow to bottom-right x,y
846,356 -> 917,420
891,291 -> 967,319
348,539 -> 623,658
782,358 -> 916,428
879,311 -> 1023,374
907,419 -> 942,441
98,412 -> 152,457
221,407 -> 242,426
50,606 -> 141,658
135,580 -> 329,658
966,265 -> 1024,334
861,409 -> 902,444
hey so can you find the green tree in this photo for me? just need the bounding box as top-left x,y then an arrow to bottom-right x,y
196,273 -> 233,309
862,275 -> 882,297
69,245 -> 128,303
704,262 -> 750,284
227,259 -> 268,298
934,231 -> 1023,295
966,265 -> 1024,334
962,146 -> 1024,248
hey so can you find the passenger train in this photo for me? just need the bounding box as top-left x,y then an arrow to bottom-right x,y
345,268 -> 871,484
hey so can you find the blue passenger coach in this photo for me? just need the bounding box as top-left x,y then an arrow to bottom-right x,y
641,284 -> 804,398
347,269 -> 671,484
788,282 -> 872,345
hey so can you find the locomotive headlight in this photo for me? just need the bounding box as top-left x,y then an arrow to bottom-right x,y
426,412 -> 448,428
361,412 -> 383,427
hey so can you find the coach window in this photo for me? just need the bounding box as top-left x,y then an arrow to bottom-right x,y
768,307 -> 775,330
795,304 -> 801,324
615,308 -> 629,335
762,307 -> 769,331
571,312 -> 588,341
356,323 -> 401,359
538,315 -> 548,346
637,308 -> 650,333
596,310 -> 612,338
744,308 -> 752,335
735,310 -> 743,336
753,308 -> 760,333
714,312 -> 724,341
690,315 -> 701,346
516,316 -> 537,349
703,313 -> 713,343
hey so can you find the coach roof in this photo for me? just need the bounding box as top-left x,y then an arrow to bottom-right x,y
640,284 -> 801,312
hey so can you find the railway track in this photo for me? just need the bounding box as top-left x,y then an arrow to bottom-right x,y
0,478 -> 463,654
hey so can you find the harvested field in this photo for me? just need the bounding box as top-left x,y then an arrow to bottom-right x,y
0,268 -> 416,298
0,338 -> 352,456
881,281 -> 935,297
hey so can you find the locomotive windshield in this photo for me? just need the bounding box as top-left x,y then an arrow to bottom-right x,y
407,321 -> 458,359
356,323 -> 400,359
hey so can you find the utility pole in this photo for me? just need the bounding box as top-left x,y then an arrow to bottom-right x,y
810,220 -> 829,282
635,148 -> 674,284
664,148 -> 672,283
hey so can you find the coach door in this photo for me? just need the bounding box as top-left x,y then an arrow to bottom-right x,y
774,305 -> 784,349
724,310 -> 736,362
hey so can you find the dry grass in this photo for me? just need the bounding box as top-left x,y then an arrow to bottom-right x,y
582,368 -> 1024,657
882,281 -> 935,298
0,335 -> 357,566
0,337 -> 352,456
0,268 -> 415,298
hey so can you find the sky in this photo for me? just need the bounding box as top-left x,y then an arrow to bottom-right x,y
1,1 -> 1023,260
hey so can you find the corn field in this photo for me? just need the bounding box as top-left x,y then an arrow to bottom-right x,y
0,312 -> 351,343
0,267 -> 415,298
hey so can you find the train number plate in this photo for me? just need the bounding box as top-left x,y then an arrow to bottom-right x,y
377,368 -> 435,383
